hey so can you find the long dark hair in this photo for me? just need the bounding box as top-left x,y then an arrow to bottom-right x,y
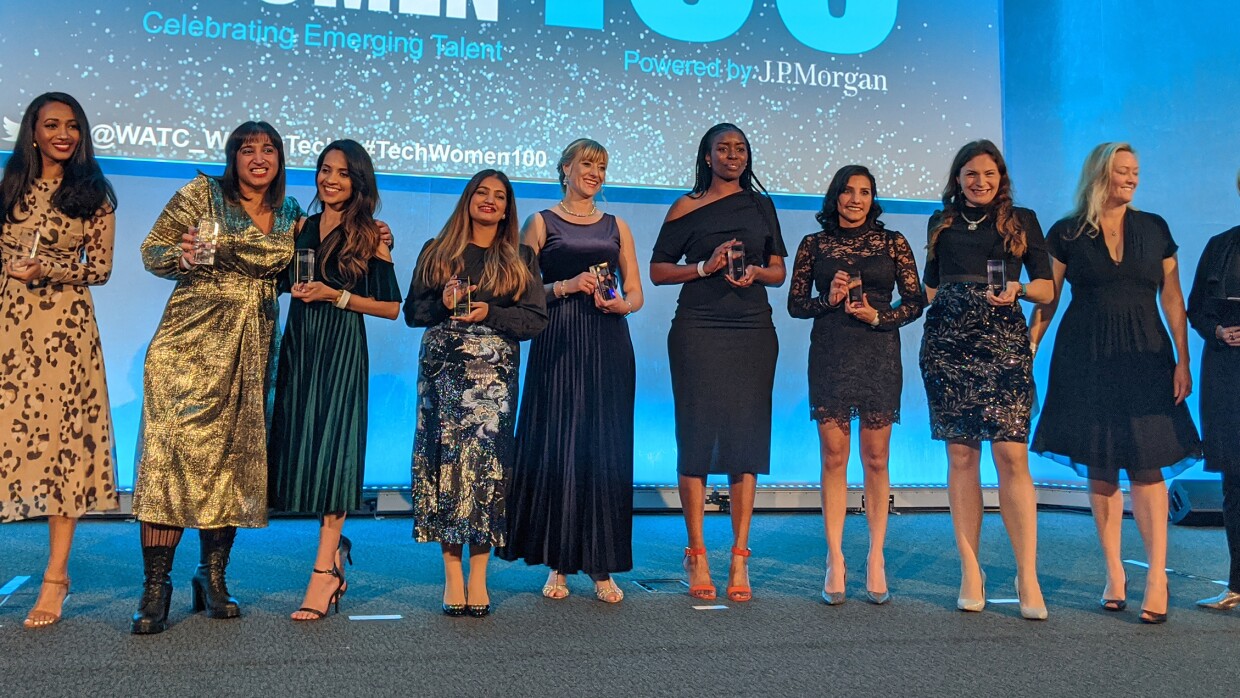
311,140 -> 382,289
689,123 -> 768,197
928,139 -> 1024,260
415,169 -> 529,299
1,92 -> 116,223
816,164 -> 885,233
218,121 -> 286,210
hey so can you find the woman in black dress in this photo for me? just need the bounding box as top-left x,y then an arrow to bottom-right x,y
1032,143 -> 1201,623
268,140 -> 401,620
788,165 -> 924,605
921,140 -> 1053,620
650,123 -> 786,603
1187,170 -> 1240,612
499,139 -> 644,603
406,170 -> 547,617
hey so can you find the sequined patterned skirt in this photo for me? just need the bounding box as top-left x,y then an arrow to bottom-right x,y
919,283 -> 1033,442
411,322 -> 519,546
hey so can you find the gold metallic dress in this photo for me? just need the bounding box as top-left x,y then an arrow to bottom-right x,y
0,179 -> 119,522
132,175 -> 300,528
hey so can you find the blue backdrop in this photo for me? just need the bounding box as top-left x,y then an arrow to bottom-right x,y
3,1 -> 1237,489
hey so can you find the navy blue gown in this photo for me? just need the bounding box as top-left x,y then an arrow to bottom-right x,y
498,211 -> 636,576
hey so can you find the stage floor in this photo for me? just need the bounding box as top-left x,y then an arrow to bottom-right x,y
1,511 -> 1235,697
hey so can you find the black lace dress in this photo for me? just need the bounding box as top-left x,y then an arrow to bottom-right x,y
788,224 -> 925,431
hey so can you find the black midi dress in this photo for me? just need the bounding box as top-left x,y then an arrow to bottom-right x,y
1031,210 -> 1201,482
650,191 -> 786,477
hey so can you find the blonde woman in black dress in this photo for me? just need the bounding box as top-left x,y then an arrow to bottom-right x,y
1031,143 -> 1201,623
650,123 -> 786,603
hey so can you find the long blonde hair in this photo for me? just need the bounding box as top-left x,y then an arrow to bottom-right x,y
416,169 -> 529,299
1064,142 -> 1136,240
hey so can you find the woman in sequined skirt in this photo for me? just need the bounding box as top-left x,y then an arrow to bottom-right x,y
919,140 -> 1054,619
405,170 -> 547,617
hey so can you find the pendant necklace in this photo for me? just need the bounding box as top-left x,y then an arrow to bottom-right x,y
558,200 -> 598,218
961,211 -> 988,231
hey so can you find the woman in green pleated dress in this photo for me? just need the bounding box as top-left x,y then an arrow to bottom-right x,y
268,140 -> 401,620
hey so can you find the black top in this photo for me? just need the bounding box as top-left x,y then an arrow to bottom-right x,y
1187,225 -> 1240,339
787,223 -> 924,331
1046,210 -> 1177,292
923,205 -> 1052,287
280,214 -> 401,298
403,241 -> 548,341
651,190 -> 787,327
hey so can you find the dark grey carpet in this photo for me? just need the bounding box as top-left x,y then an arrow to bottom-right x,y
1,511 -> 1234,697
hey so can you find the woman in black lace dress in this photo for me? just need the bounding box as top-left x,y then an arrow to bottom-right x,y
920,140 -> 1054,620
788,165 -> 924,605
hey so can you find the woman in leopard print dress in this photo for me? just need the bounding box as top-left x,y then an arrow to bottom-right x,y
0,92 -> 119,628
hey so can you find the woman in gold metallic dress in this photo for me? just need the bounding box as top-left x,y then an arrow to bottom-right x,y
131,121 -> 302,634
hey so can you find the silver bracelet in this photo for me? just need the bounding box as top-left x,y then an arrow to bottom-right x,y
696,260 -> 708,277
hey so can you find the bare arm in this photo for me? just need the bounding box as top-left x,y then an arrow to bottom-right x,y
614,216 -> 645,313
1159,254 -> 1193,404
1029,257 -> 1067,348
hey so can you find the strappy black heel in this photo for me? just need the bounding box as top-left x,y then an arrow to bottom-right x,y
293,567 -> 345,621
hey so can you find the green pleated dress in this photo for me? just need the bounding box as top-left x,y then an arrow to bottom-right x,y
268,215 -> 402,513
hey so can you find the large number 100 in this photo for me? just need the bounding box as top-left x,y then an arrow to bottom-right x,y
545,0 -> 898,55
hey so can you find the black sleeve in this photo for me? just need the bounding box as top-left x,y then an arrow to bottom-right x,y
876,231 -> 926,331
1149,213 -> 1179,258
482,245 -> 549,340
403,240 -> 451,328
787,233 -> 837,319
1018,208 -> 1053,280
1187,233 -> 1223,341
651,203 -> 689,264
760,194 -> 787,258
1045,218 -> 1068,264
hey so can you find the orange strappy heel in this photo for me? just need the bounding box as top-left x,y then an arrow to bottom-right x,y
683,547 -> 716,600
727,547 -> 752,603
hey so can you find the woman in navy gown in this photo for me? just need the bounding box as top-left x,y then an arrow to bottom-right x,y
500,139 -> 644,603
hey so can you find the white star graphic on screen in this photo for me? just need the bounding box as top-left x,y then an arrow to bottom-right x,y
2,116 -> 19,143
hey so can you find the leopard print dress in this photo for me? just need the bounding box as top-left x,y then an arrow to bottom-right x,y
0,178 -> 119,522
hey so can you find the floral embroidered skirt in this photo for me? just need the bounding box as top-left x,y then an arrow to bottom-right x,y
919,283 -> 1033,443
412,322 -> 518,546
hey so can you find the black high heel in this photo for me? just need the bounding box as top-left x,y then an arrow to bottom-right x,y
336,535 -> 353,596
293,567 -> 345,621
1100,573 -> 1128,612
1139,579 -> 1169,624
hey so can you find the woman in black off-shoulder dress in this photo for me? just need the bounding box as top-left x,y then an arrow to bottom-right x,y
650,123 -> 786,604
